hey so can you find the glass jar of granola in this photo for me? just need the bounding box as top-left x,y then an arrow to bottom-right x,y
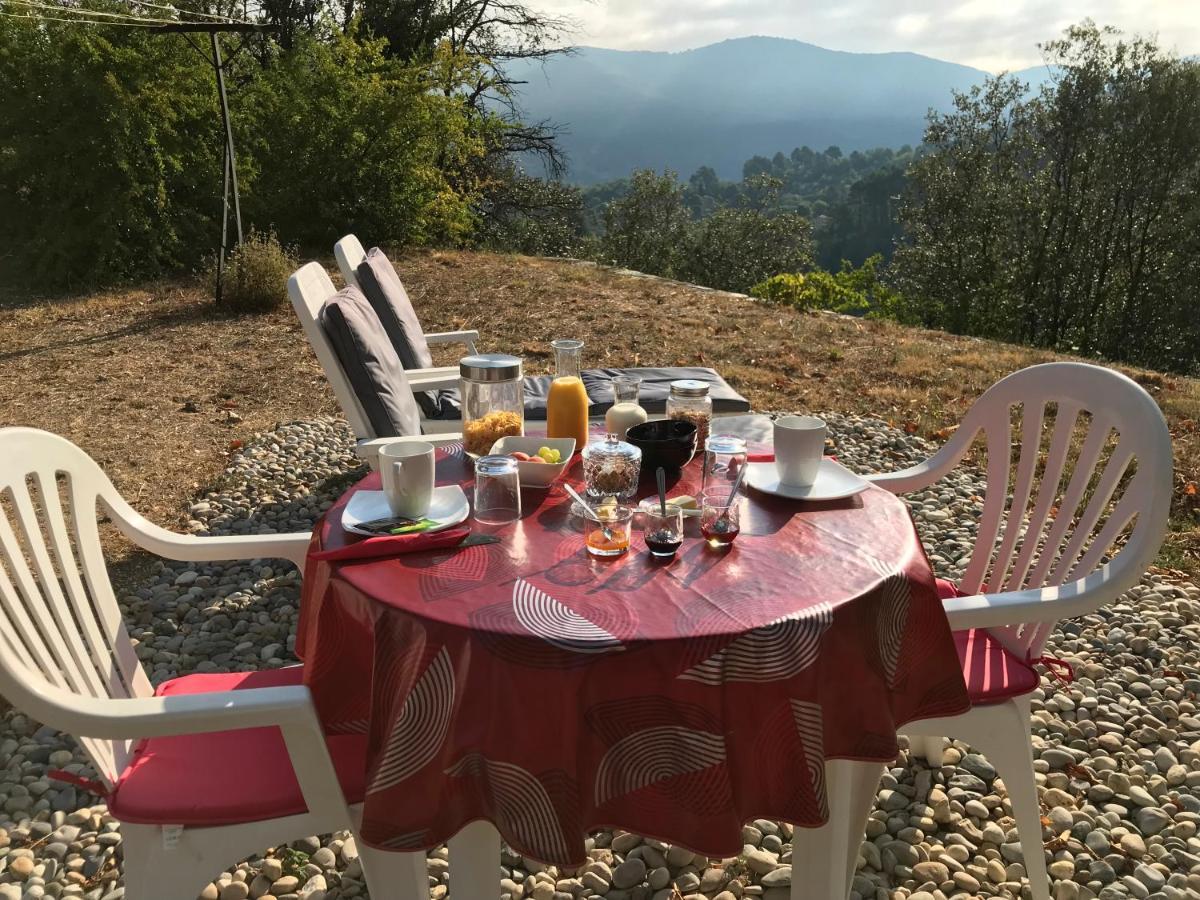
460,354 -> 524,456
666,379 -> 712,451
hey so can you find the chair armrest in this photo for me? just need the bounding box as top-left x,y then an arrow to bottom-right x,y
425,330 -> 479,354
941,569 -> 1112,631
101,497 -> 311,571
406,367 -> 460,392
865,423 -> 983,494
355,434 -> 463,469
19,677 -> 317,741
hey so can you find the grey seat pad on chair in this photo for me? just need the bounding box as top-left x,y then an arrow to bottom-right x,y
581,367 -> 751,416
431,367 -> 749,421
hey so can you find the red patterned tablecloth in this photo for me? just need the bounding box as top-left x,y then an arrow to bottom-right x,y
297,440 -> 970,865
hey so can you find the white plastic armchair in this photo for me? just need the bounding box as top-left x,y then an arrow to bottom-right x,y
334,233 -> 480,359
0,427 -> 427,900
288,261 -> 463,463
871,363 -> 1172,900
868,361 -> 1172,643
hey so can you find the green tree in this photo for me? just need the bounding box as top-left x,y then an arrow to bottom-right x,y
0,14 -> 220,287
598,169 -> 689,276
893,22 -> 1200,371
679,176 -> 813,293
240,36 -> 488,250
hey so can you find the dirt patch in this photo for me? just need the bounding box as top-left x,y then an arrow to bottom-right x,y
3,250 -> 1198,586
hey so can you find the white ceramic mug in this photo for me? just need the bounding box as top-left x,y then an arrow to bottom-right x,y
774,415 -> 826,487
379,441 -> 435,518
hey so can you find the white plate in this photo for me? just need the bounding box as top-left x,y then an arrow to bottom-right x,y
341,485 -> 470,536
744,459 -> 869,501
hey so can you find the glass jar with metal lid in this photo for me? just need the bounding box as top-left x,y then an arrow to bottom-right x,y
582,433 -> 642,501
460,353 -> 524,456
666,379 -> 712,451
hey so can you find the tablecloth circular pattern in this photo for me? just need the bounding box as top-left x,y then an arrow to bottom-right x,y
297,442 -> 970,865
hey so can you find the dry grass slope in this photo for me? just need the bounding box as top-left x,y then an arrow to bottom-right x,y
2,248 -> 1198,583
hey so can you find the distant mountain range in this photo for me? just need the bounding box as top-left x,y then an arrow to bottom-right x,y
505,36 -> 1055,184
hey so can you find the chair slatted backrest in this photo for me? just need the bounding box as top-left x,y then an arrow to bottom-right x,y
287,262 -> 376,442
333,234 -> 367,289
939,363 -> 1172,659
0,428 -> 153,783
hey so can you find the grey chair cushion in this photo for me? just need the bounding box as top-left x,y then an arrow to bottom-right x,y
581,367 -> 751,415
318,285 -> 422,439
431,368 -> 750,421
355,248 -> 442,418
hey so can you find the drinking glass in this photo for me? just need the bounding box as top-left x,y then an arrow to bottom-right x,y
700,488 -> 741,548
702,434 -> 748,494
642,506 -> 684,558
585,505 -> 633,557
474,455 -> 521,525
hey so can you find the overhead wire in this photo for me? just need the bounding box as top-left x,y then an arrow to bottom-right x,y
0,0 -> 181,24
125,0 -> 248,24
0,0 -> 256,26
0,10 -> 163,24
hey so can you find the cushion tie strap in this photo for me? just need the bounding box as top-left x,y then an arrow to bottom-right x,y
1033,656 -> 1075,687
48,769 -> 110,798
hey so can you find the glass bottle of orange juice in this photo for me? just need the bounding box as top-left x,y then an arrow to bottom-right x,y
547,339 -> 590,449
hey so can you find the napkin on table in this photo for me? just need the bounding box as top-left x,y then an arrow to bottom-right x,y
309,527 -> 472,562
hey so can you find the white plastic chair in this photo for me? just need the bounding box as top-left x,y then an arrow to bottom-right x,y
0,427 -> 428,900
334,233 -> 480,376
288,261 -> 464,467
868,363 -> 1173,900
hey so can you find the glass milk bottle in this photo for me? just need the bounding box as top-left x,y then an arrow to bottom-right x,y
604,374 -> 648,439
546,339 -> 590,449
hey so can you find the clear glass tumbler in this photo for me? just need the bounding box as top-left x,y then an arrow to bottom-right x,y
584,505 -> 634,557
642,506 -> 684,558
702,434 -> 748,494
474,455 -> 521,525
700,488 -> 741,548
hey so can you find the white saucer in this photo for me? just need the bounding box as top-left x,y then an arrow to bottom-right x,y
341,485 -> 470,536
744,459 -> 869,501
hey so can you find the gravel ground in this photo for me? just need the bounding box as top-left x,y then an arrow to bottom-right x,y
1,414 -> 1198,900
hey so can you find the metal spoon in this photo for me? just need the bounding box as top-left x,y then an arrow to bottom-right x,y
656,467 -> 668,516
563,483 -> 615,541
719,460 -> 748,527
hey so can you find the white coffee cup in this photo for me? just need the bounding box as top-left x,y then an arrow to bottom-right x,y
378,441 -> 435,518
774,415 -> 826,487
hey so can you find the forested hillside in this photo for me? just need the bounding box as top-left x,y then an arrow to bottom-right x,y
501,37 -> 1054,183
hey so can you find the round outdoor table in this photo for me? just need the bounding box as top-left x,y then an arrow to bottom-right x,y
296,426 -> 970,894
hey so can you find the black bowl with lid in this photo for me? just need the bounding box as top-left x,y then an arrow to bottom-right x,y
625,419 -> 698,475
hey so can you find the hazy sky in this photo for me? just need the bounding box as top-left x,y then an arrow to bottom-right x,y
552,1 -> 1200,72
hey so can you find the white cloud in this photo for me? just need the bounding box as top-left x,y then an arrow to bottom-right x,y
550,0 -> 1200,72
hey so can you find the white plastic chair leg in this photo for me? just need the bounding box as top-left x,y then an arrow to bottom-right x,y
913,734 -> 945,767
790,760 -> 884,900
977,701 -> 1051,900
119,823 -> 224,900
909,698 -> 1050,900
448,819 -> 501,898
357,843 -> 427,900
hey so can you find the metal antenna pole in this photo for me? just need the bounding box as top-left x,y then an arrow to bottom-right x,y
155,22 -> 273,303
211,31 -> 243,246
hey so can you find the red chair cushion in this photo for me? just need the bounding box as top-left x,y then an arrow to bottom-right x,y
935,579 -> 1040,705
109,667 -> 367,827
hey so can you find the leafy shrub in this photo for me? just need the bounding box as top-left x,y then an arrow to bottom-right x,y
240,36 -> 488,252
216,231 -> 296,313
751,254 -> 911,319
0,22 -> 491,290
0,14 -> 221,288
